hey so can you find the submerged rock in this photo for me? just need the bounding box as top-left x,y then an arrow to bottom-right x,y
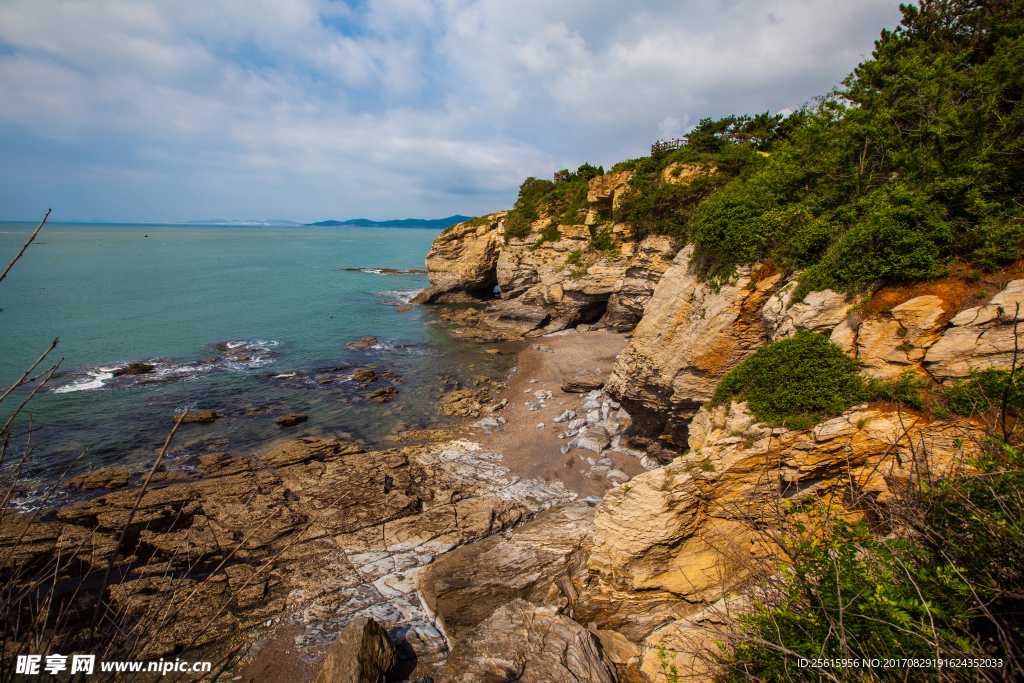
275,413 -> 308,427
352,369 -> 378,382
368,386 -> 398,403
175,411 -> 219,424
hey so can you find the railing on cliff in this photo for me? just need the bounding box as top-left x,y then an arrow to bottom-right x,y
651,138 -> 687,155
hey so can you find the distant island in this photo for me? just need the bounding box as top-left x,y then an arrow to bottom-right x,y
306,215 -> 472,229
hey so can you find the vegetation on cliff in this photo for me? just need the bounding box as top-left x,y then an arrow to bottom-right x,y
498,0 -> 1022,304
720,440 -> 1024,682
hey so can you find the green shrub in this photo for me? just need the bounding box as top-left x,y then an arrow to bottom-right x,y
723,443 -> 1024,681
565,249 -> 584,267
590,226 -> 620,257
864,369 -> 927,410
530,223 -> 561,251
465,214 -> 492,227
944,368 -> 1024,416
711,330 -> 864,426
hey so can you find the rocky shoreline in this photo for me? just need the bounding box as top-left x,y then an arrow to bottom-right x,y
5,187 -> 1024,681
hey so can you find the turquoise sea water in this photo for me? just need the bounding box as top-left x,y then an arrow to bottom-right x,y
0,222 -> 512,504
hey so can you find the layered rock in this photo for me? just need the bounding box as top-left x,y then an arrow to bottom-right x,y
414,172 -> 676,336
588,402 -> 979,604
417,502 -> 595,642
411,216 -> 505,303
6,438 -> 576,662
441,599 -> 616,683
605,245 -> 781,446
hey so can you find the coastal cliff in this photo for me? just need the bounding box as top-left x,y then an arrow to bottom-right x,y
412,171 -> 675,336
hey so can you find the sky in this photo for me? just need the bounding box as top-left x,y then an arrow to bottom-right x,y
0,0 -> 904,224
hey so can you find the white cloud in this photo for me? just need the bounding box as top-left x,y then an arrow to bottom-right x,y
0,0 -> 903,222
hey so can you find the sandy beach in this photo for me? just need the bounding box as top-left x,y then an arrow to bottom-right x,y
463,329 -> 646,498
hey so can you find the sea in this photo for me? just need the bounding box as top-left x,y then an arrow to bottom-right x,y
0,222 -> 514,508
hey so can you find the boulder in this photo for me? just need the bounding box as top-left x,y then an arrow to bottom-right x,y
417,503 -> 595,642
561,369 -> 604,393
315,616 -> 396,683
577,426 -> 610,453
441,599 -> 615,683
275,413 -> 308,427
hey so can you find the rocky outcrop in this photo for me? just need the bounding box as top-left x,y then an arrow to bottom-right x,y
417,502 -> 595,643
606,246 -> 780,446
411,216 -> 505,303
6,438 -> 577,662
924,280 -> 1024,379
414,172 -> 676,335
441,599 -> 616,683
67,466 -> 130,491
762,285 -> 858,342
315,616 -> 396,683
440,389 -> 493,418
588,401 -> 979,604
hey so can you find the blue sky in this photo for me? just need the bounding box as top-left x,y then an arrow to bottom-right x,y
0,0 -> 903,223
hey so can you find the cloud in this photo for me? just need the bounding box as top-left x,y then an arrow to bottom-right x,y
0,0 -> 903,222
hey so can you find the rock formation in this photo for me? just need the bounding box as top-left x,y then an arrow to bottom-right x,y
315,616 -> 396,683
605,245 -> 780,446
417,502 -> 595,642
411,217 -> 505,303
412,172 -> 678,336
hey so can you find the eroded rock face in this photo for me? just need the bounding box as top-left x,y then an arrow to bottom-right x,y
762,285 -> 857,342
605,245 -> 780,446
589,402 -> 979,603
411,216 -> 504,304
415,172 -> 675,335
924,280 -> 1024,380
440,599 -> 616,683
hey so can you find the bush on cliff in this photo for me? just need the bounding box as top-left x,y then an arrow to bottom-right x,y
504,164 -> 603,242
711,330 -> 864,428
720,441 -> 1024,682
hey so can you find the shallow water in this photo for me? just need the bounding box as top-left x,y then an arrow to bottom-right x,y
0,222 -> 513,506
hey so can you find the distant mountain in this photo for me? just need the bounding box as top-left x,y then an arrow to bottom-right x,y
306,215 -> 473,229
